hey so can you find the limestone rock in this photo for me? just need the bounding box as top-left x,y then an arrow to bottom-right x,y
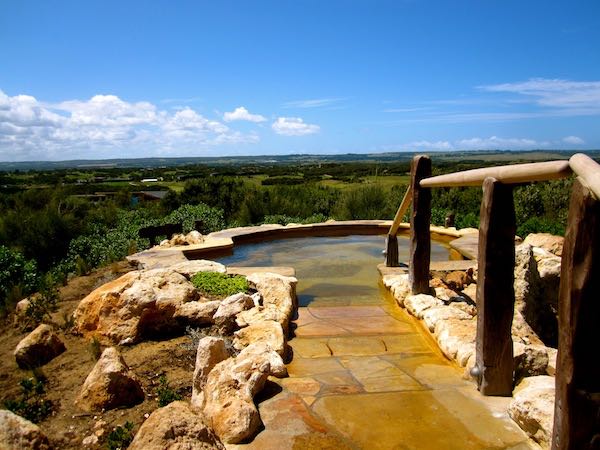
235,273 -> 298,334
524,233 -> 564,256
514,243 -> 560,346
422,306 -> 472,333
461,283 -> 477,302
14,324 -> 66,369
546,347 -> 557,376
202,343 -> 286,443
511,310 -> 544,346
404,294 -> 443,319
191,336 -> 230,410
129,401 -> 224,450
73,269 -> 198,344
173,300 -> 221,326
509,375 -> 555,448
237,342 -> 287,378
444,269 -> 473,291
213,293 -> 254,324
434,317 -> 477,361
513,343 -> 549,380
170,260 -> 226,278
382,274 -> 410,307
0,410 -> 52,450
75,347 -> 144,412
233,320 -> 285,356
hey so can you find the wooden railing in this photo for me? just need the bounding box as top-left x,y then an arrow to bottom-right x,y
386,153 -> 599,450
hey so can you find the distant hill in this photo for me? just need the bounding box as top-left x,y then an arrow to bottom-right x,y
0,149 -> 598,171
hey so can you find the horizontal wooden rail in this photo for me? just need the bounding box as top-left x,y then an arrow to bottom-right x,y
389,186 -> 412,236
569,153 -> 600,201
420,160 -> 572,188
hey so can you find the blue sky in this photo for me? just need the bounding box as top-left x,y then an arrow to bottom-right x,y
0,0 -> 599,161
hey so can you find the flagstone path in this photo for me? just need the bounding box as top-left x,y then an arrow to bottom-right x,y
230,297 -> 535,450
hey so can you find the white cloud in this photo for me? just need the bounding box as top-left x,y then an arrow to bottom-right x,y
562,135 -> 585,145
223,106 -> 266,123
479,78 -> 600,113
271,117 -> 320,136
283,98 -> 344,109
408,140 -> 453,150
456,136 -> 549,150
0,89 -> 259,161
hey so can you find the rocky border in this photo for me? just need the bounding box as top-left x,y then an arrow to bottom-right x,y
381,234 -> 563,449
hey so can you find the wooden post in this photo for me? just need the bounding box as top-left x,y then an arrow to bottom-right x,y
475,177 -> 515,396
409,155 -> 431,294
385,234 -> 399,267
551,178 -> 600,450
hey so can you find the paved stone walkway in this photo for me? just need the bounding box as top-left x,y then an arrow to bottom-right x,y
231,300 -> 535,450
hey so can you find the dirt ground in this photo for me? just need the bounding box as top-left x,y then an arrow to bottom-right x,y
0,261 -> 199,449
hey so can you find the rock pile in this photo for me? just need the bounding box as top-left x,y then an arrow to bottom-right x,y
70,261 -> 297,446
383,233 -> 562,448
14,324 -> 66,369
159,230 -> 204,247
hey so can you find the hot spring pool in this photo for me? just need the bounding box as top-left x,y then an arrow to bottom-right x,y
217,235 -> 449,307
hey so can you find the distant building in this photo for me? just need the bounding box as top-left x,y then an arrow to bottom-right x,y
131,190 -> 169,205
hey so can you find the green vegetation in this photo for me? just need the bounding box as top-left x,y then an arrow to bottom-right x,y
4,372 -> 53,423
155,375 -> 182,407
191,272 -> 249,298
89,337 -> 102,361
0,152 -> 588,317
106,421 -> 135,450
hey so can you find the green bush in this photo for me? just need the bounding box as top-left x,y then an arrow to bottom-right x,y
106,421 -> 135,450
191,272 -> 248,298
156,375 -> 182,407
0,246 -> 39,314
4,373 -> 53,423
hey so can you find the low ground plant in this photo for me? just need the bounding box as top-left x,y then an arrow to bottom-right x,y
3,371 -> 53,423
191,272 -> 248,298
155,375 -> 182,407
106,421 -> 135,450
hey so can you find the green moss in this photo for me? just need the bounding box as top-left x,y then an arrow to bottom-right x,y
191,271 -> 248,298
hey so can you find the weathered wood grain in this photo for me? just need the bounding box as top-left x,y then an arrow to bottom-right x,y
475,177 -> 515,396
552,178 -> 600,450
409,155 -> 431,294
420,160 -> 571,188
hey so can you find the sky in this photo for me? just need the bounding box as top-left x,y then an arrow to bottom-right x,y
0,0 -> 599,161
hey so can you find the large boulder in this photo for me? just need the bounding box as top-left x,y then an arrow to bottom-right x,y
523,233 -> 564,256
75,347 -> 144,412
212,293 -> 254,325
508,375 -> 555,448
14,324 -> 66,369
233,320 -> 286,356
202,343 -> 286,444
191,336 -> 230,410
129,401 -> 224,450
236,273 -> 297,333
404,294 -> 443,319
73,269 -> 199,344
173,300 -> 221,326
514,243 -> 560,346
513,343 -> 549,381
169,260 -> 226,278
0,410 -> 52,450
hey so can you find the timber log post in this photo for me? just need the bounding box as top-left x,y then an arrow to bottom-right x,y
409,155 -> 431,294
475,177 -> 515,396
551,178 -> 600,450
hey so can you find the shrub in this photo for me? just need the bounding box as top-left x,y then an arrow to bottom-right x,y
156,375 -> 182,407
0,246 -> 39,314
191,272 -> 248,298
22,276 -> 59,329
4,372 -> 53,423
106,421 -> 135,450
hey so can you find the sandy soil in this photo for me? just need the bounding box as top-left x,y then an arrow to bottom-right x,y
0,261 -> 198,449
